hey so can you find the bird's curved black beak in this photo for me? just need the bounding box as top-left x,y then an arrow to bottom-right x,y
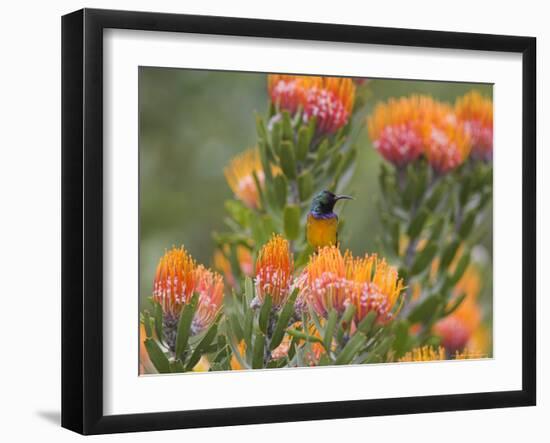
335,194 -> 354,201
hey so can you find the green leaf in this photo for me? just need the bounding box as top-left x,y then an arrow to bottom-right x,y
273,175 -> 288,208
336,304 -> 356,343
224,199 -> 250,227
243,308 -> 254,347
459,212 -> 476,238
271,120 -> 282,156
390,222 -> 400,256
414,163 -> 429,201
425,335 -> 441,348
267,358 -> 288,369
297,171 -> 314,201
256,114 -> 268,141
408,295 -> 442,323
185,320 -> 219,371
252,333 -> 266,369
459,176 -> 472,205
426,181 -> 446,210
281,111 -> 293,141
258,295 -> 273,335
313,140 -> 329,169
153,302 -> 163,343
228,337 -> 249,370
244,277 -> 254,304
448,251 -> 470,285
270,288 -> 299,350
170,359 -> 185,373
410,243 -> 438,276
443,293 -> 467,316
296,126 -> 311,162
279,141 -> 297,180
175,293 -> 199,359
392,321 -> 410,358
334,332 -> 367,365
357,311 -> 377,336
257,129 -> 273,182
252,171 -> 268,211
287,329 -> 324,344
440,240 -> 460,270
327,152 -> 343,177
482,167 -> 493,187
362,353 -> 383,364
323,310 -> 338,352
428,216 -> 445,243
364,336 -> 395,363
142,311 -> 152,338
334,147 -> 357,184
283,205 -> 300,240
144,338 -> 170,373
407,208 -> 429,239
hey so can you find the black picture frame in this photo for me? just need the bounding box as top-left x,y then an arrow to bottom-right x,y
61,8 -> 537,435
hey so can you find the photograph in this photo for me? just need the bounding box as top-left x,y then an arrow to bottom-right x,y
138,69 -> 494,374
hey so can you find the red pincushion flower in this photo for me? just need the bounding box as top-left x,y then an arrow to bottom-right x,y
254,235 -> 294,309
267,75 -> 356,135
153,246 -> 224,334
368,96 -> 428,167
296,246 -> 404,325
455,91 -> 493,162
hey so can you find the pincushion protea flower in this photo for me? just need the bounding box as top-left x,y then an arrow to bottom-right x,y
267,74 -> 356,134
224,148 -> 280,209
455,91 -> 493,162
139,324 -> 156,374
367,95 -> 428,167
368,95 -> 472,172
397,345 -> 484,362
433,265 -> 482,353
214,245 -> 253,288
267,74 -> 307,115
153,247 -> 224,349
398,346 -> 446,362
421,100 -> 472,173
454,349 -> 486,359
297,246 -> 404,324
254,235 -> 294,308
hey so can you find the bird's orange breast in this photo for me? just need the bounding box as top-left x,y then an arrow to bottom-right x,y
307,213 -> 338,248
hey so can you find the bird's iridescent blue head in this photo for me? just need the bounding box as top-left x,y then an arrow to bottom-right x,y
310,190 -> 353,217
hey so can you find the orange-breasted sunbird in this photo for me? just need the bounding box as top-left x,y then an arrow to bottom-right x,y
306,190 -> 353,248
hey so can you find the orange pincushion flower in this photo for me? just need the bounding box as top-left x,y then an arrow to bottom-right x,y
398,345 -> 484,362
398,346 -> 446,362
267,75 -> 356,134
224,148 -> 280,209
368,95 -> 472,172
153,246 -> 224,333
214,245 -> 253,288
139,324 -> 156,374
255,235 -> 294,308
421,100 -> 472,173
367,95 -> 429,167
455,91 -> 493,161
268,74 -> 307,115
297,246 -> 404,324
455,348 -> 486,360
433,265 -> 482,353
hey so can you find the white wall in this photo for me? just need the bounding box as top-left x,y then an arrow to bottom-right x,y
0,0 -> 545,441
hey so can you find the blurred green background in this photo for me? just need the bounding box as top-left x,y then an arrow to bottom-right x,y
139,67 -> 492,307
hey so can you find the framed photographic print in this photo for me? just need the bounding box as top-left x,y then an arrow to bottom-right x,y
61,8 -> 536,435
